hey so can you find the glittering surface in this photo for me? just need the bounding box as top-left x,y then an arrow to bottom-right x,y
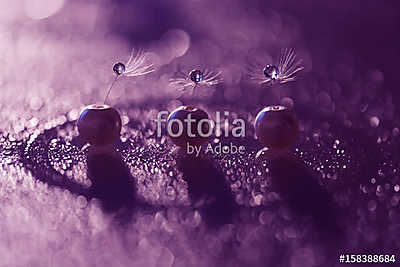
1,1 -> 400,267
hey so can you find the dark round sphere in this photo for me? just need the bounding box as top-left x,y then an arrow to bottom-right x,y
263,64 -> 279,80
77,104 -> 122,146
167,106 -> 211,147
113,62 -> 126,75
189,69 -> 203,83
255,105 -> 299,150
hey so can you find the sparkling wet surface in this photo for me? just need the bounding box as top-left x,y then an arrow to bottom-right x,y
1,101 -> 400,266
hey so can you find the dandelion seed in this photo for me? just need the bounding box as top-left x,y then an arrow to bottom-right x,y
169,68 -> 223,96
104,48 -> 155,104
247,48 -> 304,85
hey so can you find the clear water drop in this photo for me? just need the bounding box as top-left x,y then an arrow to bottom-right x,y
113,62 -> 126,75
263,64 -> 279,80
189,69 -> 203,83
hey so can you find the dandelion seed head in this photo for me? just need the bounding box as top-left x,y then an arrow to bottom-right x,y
247,48 -> 304,85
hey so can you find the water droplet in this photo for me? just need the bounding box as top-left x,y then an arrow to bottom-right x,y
189,69 -> 203,83
113,62 -> 126,75
263,64 -> 279,80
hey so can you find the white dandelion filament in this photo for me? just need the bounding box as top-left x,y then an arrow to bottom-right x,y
277,48 -> 304,84
124,48 -> 156,77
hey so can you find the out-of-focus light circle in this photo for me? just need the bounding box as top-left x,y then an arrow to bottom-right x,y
280,97 -> 294,108
367,69 -> 384,84
165,29 -> 190,58
24,0 -> 65,20
369,116 -> 380,128
150,29 -> 190,66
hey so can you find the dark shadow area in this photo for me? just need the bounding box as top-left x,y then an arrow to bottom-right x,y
20,126 -> 142,225
109,0 -> 185,43
86,150 -> 137,224
268,156 -> 345,254
177,152 -> 239,229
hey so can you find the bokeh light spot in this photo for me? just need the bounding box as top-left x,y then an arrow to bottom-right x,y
24,0 -> 65,20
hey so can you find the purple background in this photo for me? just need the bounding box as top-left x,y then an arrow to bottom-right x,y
0,1 -> 400,267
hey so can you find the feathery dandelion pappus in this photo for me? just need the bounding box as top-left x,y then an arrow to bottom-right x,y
169,68 -> 223,96
246,48 -> 304,85
104,48 -> 156,104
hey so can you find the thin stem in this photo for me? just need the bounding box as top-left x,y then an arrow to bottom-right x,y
190,83 -> 198,96
104,75 -> 119,104
278,86 -> 281,104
